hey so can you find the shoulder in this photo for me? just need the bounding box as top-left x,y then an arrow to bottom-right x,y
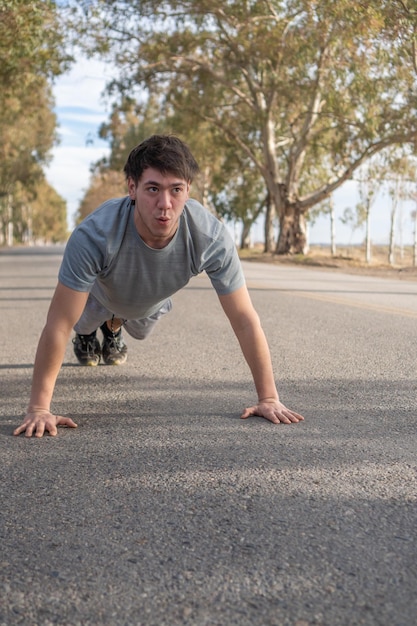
77,196 -> 131,234
182,199 -> 226,240
62,196 -> 132,274
69,196 -> 132,255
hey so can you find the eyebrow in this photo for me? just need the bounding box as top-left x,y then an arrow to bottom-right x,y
143,179 -> 187,187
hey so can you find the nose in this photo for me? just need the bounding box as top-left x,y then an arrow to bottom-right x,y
157,189 -> 172,210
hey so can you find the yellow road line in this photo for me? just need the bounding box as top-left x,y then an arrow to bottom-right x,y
246,281 -> 417,319
291,291 -> 417,318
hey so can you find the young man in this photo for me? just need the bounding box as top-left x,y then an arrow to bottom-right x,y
14,135 -> 304,438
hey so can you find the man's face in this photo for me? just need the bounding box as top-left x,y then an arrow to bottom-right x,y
128,167 -> 190,249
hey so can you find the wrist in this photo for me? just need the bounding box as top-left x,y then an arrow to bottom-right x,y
258,396 -> 279,403
27,405 -> 50,413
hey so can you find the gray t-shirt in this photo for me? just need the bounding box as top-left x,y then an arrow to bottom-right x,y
58,196 -> 245,320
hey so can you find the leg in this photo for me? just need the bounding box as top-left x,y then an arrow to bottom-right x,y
73,294 -> 115,366
99,301 -> 172,364
73,296 -> 172,365
100,314 -> 128,366
123,300 -> 172,340
74,293 -> 113,335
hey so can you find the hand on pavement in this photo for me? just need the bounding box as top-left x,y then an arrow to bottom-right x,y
241,399 -> 304,425
13,409 -> 78,438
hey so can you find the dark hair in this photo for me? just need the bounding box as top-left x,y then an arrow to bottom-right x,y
123,135 -> 200,184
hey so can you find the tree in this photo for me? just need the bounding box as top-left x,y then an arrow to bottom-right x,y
31,179 -> 68,243
75,170 -> 126,224
0,80 -> 59,241
356,161 -> 386,264
386,156 -> 416,266
0,0 -> 69,92
69,0 -> 417,254
412,207 -> 417,267
1,177 -> 68,244
308,197 -> 337,255
0,0 -> 71,243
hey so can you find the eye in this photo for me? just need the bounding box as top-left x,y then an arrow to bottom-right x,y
173,186 -> 184,194
147,186 -> 159,193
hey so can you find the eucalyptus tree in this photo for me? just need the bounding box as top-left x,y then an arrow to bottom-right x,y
71,0 -> 417,254
386,156 -> 417,265
0,0 -> 70,243
358,189 -> 377,265
356,160 -> 388,264
29,179 -> 68,243
210,156 -> 268,249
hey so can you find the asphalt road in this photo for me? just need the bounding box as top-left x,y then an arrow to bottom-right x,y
1,247 -> 416,626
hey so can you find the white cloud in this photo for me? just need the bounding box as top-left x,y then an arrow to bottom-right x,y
46,145 -> 110,227
53,56 -> 113,112
58,110 -> 109,126
47,55 -> 114,227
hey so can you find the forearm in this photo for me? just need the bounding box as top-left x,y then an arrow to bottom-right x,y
28,324 -> 70,411
233,318 -> 279,402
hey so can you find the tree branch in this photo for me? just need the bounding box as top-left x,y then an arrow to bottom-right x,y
298,132 -> 417,211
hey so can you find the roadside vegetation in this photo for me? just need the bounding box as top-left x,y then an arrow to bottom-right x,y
239,244 -> 417,280
0,0 -> 70,245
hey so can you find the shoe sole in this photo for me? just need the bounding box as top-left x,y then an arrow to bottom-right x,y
76,355 -> 101,366
103,357 -> 127,366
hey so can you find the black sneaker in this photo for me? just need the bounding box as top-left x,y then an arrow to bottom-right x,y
101,328 -> 128,365
72,332 -> 101,366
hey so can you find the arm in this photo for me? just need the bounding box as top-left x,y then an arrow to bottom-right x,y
218,285 -> 304,424
13,282 -> 90,438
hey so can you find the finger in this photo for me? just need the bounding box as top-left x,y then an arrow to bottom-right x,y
13,424 -> 27,436
240,406 -> 256,419
287,410 -> 304,422
56,417 -> 78,429
242,406 -> 284,424
34,422 -> 47,438
280,411 -> 299,424
273,412 -> 291,424
24,423 -> 35,438
265,413 -> 281,424
266,408 -> 299,425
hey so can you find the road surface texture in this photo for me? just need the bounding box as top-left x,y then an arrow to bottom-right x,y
1,247 -> 416,626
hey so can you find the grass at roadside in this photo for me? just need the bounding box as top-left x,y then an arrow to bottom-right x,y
239,244 -> 417,281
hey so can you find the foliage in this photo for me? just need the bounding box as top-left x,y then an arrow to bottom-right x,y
0,0 -> 69,94
0,0 -> 71,244
75,170 -> 126,224
0,79 -> 57,197
0,177 -> 68,244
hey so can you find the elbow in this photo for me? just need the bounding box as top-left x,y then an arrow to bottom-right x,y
232,309 -> 262,336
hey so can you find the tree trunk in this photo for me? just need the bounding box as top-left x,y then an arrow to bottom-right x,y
365,199 -> 371,264
330,198 -> 337,256
263,192 -> 275,252
240,220 -> 252,249
413,207 -> 417,268
388,203 -> 397,266
275,203 -> 308,254
6,197 -> 13,247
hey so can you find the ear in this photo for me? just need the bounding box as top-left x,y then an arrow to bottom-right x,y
127,177 -> 137,200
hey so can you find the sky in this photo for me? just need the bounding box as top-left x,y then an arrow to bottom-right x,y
45,57 -> 112,228
46,56 -> 417,247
